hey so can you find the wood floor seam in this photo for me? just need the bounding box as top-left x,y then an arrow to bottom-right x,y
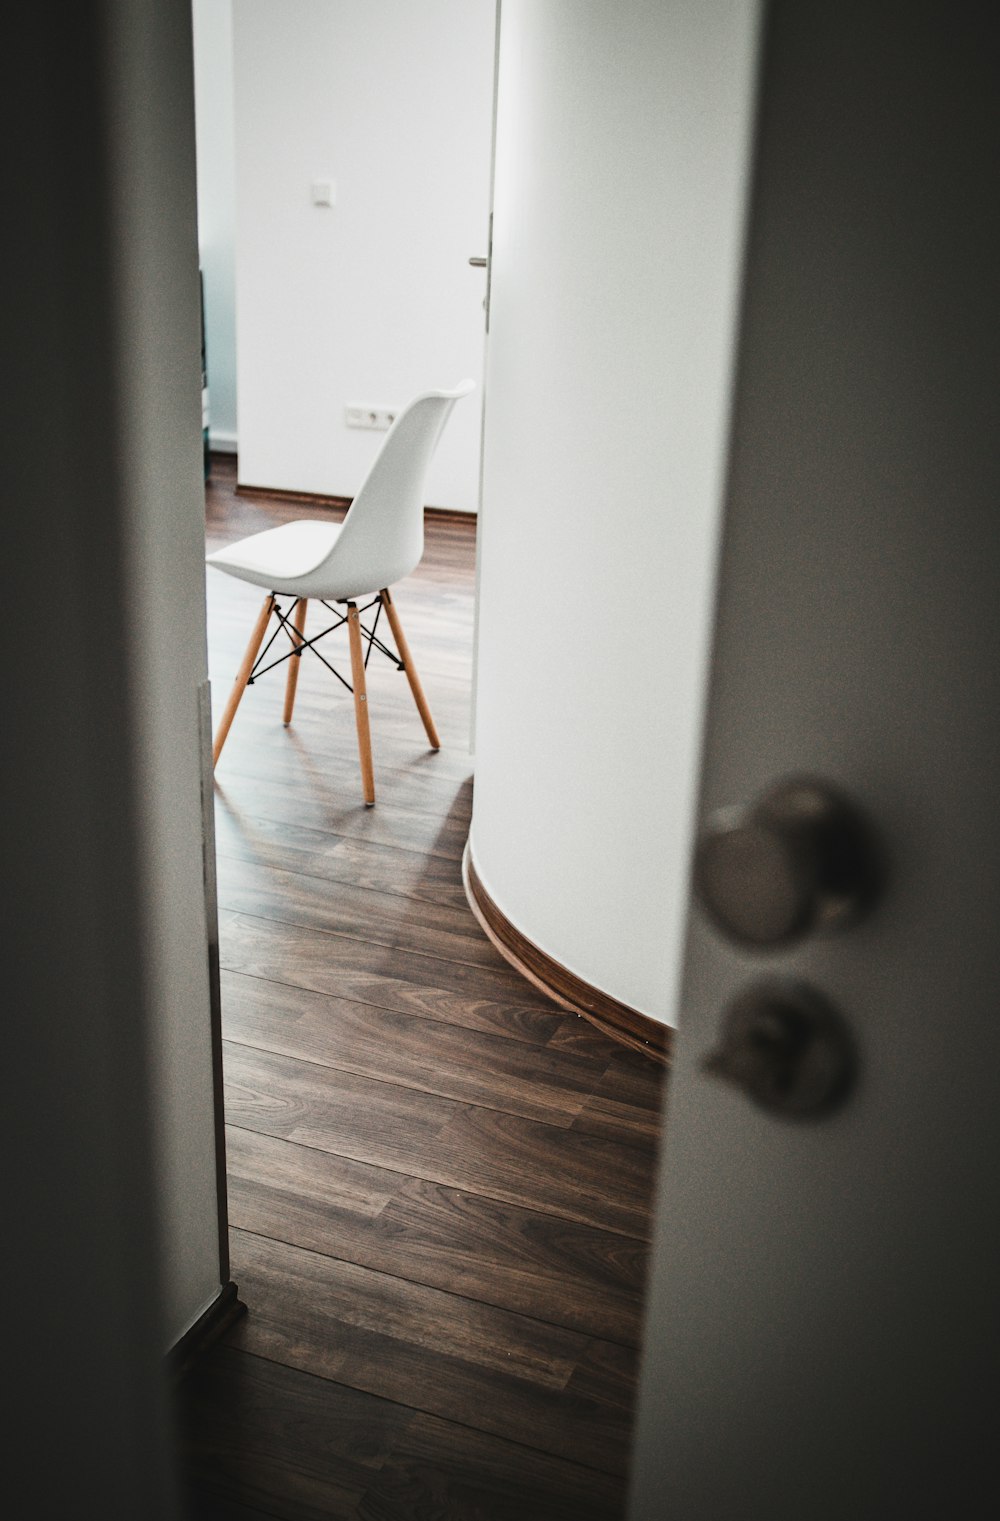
213,844 -> 473,909
222,1122 -> 653,1246
222,1342 -> 631,1485
216,961 -> 573,1054
217,907 -> 516,982
222,1344 -> 631,1484
217,987 -> 621,1092
217,770 -> 475,828
216,886 -> 507,978
213,783 -> 473,857
221,1033 -> 596,1130
227,1222 -> 644,1353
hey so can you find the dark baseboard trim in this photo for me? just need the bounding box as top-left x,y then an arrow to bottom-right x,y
423,505 -> 479,526
462,843 -> 672,1066
235,482 -> 352,511
167,1281 -> 246,1383
234,480 -> 475,525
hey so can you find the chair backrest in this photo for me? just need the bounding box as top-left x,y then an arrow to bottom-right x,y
326,380 -> 475,595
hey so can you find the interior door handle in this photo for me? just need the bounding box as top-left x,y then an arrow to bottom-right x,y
694,777 -> 880,948
468,256 -> 488,267
703,979 -> 857,1119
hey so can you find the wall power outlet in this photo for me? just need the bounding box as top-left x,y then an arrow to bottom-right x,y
345,404 -> 397,431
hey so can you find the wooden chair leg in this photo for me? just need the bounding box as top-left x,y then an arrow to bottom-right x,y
380,587 -> 440,750
346,601 -> 376,806
282,597 -> 308,725
213,594 -> 275,766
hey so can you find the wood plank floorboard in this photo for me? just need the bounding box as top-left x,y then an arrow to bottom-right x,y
216,859 -> 499,969
214,720 -> 474,794
215,742 -> 476,819
180,1346 -> 408,1521
214,778 -> 473,861
182,1347 -> 626,1521
356,1411 -> 626,1521
225,1128 -> 649,1344
218,913 -> 567,1045
570,1053 -> 670,1147
213,813 -> 472,912
226,1231 -> 635,1477
223,1043 -> 658,1238
221,971 -> 626,1124
177,463 -> 667,1520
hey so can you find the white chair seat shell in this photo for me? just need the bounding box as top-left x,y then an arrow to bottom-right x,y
206,519 -> 350,597
206,380 -> 474,603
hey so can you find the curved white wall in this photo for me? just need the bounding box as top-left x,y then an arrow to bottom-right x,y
470,0 -> 760,1023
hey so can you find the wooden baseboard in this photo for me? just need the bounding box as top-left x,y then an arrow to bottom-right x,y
422,505 -> 479,526
462,843 -> 672,1065
235,482 -> 352,511
234,480 -> 475,524
167,1281 -> 246,1383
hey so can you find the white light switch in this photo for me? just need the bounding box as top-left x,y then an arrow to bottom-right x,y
310,179 -> 336,207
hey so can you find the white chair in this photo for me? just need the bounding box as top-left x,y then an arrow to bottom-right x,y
207,380 -> 474,805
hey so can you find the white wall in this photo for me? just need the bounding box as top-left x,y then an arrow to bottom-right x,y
469,0 -> 761,1023
232,0 -> 494,511
192,0 -> 238,449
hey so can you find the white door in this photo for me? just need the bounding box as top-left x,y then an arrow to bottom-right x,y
630,6 -> 999,1519
468,3 -> 500,749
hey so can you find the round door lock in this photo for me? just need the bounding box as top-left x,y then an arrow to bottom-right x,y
693,776 -> 880,948
703,980 -> 856,1119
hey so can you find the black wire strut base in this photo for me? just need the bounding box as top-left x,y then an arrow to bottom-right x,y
247,593 -> 405,695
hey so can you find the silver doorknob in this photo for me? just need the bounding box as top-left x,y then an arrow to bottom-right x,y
468,256 -> 488,268
693,777 -> 879,947
703,980 -> 856,1118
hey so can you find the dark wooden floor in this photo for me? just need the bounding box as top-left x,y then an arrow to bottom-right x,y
175,456 -> 668,1520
